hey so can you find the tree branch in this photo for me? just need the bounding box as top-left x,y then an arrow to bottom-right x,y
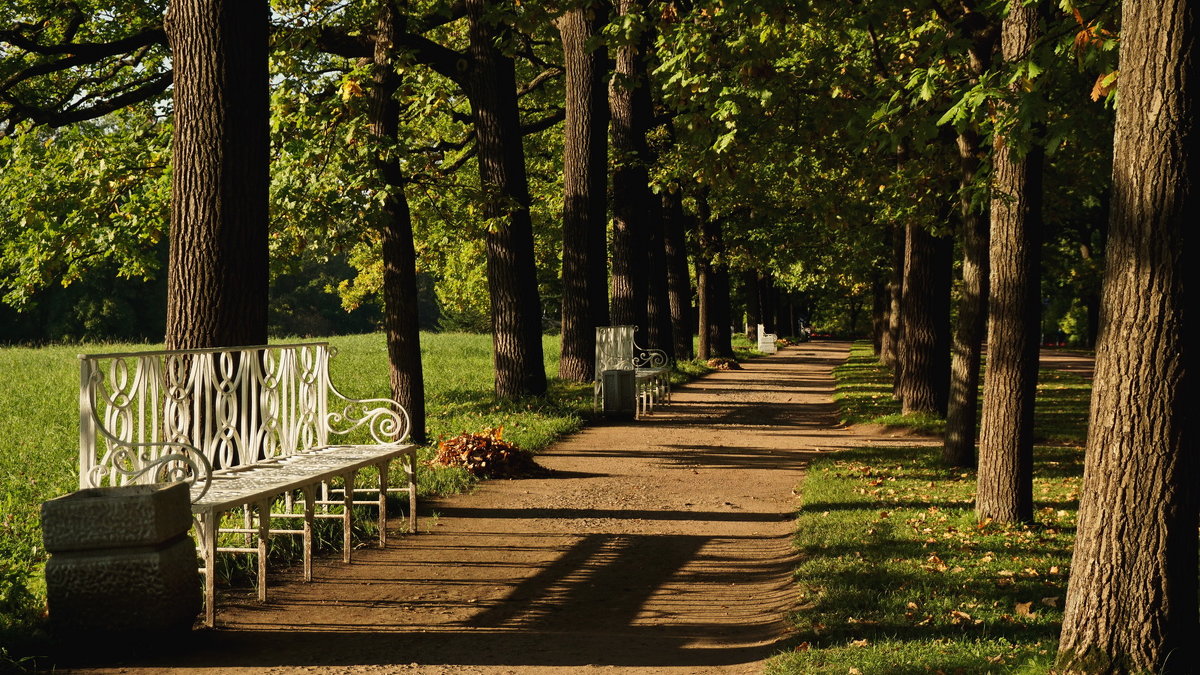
521,108 -> 565,135
1,71 -> 173,131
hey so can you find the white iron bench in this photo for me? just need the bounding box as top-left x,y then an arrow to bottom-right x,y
757,324 -> 778,354
594,326 -> 671,417
77,342 -> 417,627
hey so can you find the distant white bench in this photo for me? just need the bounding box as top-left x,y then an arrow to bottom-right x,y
594,326 -> 671,417
757,324 -> 778,354
78,342 -> 417,627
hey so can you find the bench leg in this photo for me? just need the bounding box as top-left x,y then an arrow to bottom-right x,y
377,461 -> 388,548
342,471 -> 355,564
256,499 -> 270,603
302,484 -> 315,582
407,448 -> 418,534
197,511 -> 218,628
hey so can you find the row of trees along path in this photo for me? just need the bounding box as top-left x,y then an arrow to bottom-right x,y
1,0 -> 1191,670
70,342 -> 933,675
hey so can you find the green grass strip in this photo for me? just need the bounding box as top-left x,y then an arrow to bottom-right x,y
769,341 -> 1093,674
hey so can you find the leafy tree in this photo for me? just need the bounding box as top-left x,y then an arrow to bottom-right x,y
1057,0 -> 1197,669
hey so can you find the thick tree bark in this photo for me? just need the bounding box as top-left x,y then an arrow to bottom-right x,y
897,222 -> 952,415
466,0 -> 547,398
662,190 -> 693,360
163,0 -> 268,349
608,0 -> 653,335
1057,0 -> 1197,670
371,3 -> 426,444
975,1 -> 1043,522
943,129 -> 990,467
556,5 -> 610,383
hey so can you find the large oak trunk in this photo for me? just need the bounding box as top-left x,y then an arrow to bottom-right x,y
1057,0 -> 1197,669
163,0 -> 268,349
556,5 -> 610,383
897,222 -> 951,415
371,4 -> 426,444
944,130 -> 990,467
975,1 -> 1043,522
608,0 -> 653,335
466,0 -> 547,399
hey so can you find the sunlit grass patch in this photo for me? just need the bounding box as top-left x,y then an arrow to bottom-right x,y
832,342 -> 1092,447
769,445 -> 1081,674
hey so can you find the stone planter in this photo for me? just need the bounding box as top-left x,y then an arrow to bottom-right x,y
601,369 -> 636,418
42,482 -> 201,635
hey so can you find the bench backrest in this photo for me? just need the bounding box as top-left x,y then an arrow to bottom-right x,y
79,342 -> 404,490
595,326 -> 637,373
757,324 -> 777,353
595,325 -> 670,375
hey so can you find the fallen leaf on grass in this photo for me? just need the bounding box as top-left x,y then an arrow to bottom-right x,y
1015,601 -> 1037,617
849,639 -> 870,647
793,642 -> 811,652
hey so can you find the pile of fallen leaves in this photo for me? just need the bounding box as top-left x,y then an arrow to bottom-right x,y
776,338 -> 793,348
430,427 -> 549,478
706,357 -> 741,370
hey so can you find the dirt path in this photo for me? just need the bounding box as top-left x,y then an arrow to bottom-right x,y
64,341 -> 933,675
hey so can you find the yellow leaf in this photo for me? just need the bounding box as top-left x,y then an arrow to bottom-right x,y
341,78 -> 364,101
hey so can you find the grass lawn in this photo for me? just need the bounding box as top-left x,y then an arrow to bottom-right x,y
769,341 -> 1092,674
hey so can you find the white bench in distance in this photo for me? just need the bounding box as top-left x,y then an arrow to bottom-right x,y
594,326 -> 671,417
757,324 -> 778,354
77,342 -> 418,627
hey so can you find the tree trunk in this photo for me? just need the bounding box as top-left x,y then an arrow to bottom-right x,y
163,0 -> 268,349
696,265 -> 712,360
371,3 -> 426,444
871,267 -> 887,356
695,192 -> 733,359
646,195 -> 674,356
759,271 -> 777,334
897,222 -> 952,415
466,0 -> 547,399
975,1 -> 1043,523
608,0 -> 653,335
743,270 -> 761,340
1057,0 -> 1196,669
556,5 -> 609,383
883,223 -> 904,382
943,129 -> 990,467
662,189 -> 693,360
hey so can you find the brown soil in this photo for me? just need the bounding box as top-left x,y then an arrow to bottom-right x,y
59,341 -> 934,675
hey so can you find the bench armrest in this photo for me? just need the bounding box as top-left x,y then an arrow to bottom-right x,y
84,411 -> 212,503
632,345 -> 669,369
325,385 -> 412,446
